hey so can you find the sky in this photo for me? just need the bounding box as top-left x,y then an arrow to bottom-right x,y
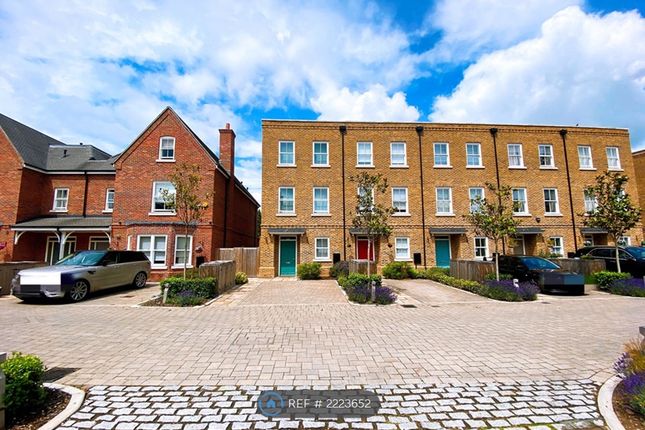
1,0 -> 644,204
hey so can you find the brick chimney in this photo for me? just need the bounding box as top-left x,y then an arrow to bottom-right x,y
218,122 -> 235,176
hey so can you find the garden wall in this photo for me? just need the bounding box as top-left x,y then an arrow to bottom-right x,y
0,262 -> 47,296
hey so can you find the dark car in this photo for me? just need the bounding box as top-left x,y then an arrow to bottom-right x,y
497,255 -> 585,295
573,246 -> 645,278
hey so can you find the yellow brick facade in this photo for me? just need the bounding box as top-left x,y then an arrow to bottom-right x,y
260,121 -> 642,277
633,149 -> 645,240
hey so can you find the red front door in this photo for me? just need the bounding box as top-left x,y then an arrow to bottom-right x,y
356,237 -> 375,260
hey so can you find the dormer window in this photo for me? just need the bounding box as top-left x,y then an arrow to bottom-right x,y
158,137 -> 175,161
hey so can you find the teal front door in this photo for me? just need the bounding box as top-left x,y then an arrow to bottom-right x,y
435,237 -> 451,268
279,238 -> 297,276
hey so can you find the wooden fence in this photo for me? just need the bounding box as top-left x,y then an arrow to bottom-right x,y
0,262 -> 47,296
216,247 -> 258,277
199,260 -> 236,294
450,260 -> 495,282
349,260 -> 378,275
547,258 -> 605,277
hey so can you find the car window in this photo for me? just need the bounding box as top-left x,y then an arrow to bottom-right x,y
101,252 -> 119,265
626,247 -> 645,259
618,250 -> 633,260
56,251 -> 107,266
590,248 -> 612,258
519,257 -> 560,270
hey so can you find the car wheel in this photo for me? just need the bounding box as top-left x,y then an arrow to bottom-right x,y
68,280 -> 89,302
133,272 -> 148,288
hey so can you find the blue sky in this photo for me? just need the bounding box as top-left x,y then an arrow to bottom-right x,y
0,0 -> 644,203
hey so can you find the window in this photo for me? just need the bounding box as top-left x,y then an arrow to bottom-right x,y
278,187 -> 295,214
395,237 -> 410,260
312,142 -> 328,166
279,141 -> 295,165
434,143 -> 450,167
158,137 -> 175,160
357,186 -> 375,212
507,144 -> 524,167
137,235 -> 167,267
390,142 -> 407,167
174,235 -> 193,267
52,188 -> 69,211
512,188 -> 528,215
543,188 -> 560,214
538,145 -> 554,168
152,182 -> 175,212
392,187 -> 408,214
314,237 -> 330,261
436,187 -> 453,215
606,147 -> 621,170
469,187 -> 485,213
549,237 -> 564,257
357,142 -> 373,166
474,237 -> 488,260
618,236 -> 631,246
578,146 -> 593,169
104,188 -> 115,212
89,237 -> 110,251
583,234 -> 594,247
312,187 -> 329,214
584,190 -> 598,213
466,143 -> 482,167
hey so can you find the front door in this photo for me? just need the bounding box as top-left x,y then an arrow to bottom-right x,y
435,237 -> 451,268
279,238 -> 297,276
511,236 -> 525,255
45,236 -> 77,265
356,237 -> 375,260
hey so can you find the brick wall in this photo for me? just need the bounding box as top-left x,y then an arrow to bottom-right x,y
634,150 -> 645,241
0,131 -> 23,262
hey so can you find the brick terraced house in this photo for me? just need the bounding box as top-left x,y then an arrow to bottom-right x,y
259,120 -> 642,277
0,108 -> 259,279
633,148 -> 645,240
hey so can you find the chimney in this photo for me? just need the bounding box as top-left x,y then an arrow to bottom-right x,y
219,122 -> 235,176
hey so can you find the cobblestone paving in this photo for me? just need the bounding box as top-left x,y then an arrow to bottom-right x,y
61,382 -> 604,429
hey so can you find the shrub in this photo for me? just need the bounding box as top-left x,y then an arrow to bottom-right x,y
337,273 -> 394,304
329,261 -> 349,279
382,262 -> 413,279
297,262 -> 321,280
235,272 -> 248,285
484,272 -> 513,281
483,280 -> 539,301
165,290 -> 208,306
609,277 -> 645,297
412,267 -> 449,279
338,273 -> 381,289
0,352 -> 46,424
614,338 -> 645,418
374,285 -> 397,304
160,277 -> 217,305
594,271 -> 630,290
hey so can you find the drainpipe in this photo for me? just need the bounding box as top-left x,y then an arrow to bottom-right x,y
489,128 -> 505,254
340,125 -> 347,260
560,129 -> 578,252
416,126 -> 427,267
82,171 -> 88,217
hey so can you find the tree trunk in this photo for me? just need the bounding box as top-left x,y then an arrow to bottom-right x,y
368,236 -> 375,302
495,240 -> 500,281
615,240 -> 622,273
183,224 -> 189,279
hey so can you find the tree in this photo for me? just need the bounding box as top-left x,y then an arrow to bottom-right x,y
161,163 -> 211,278
463,183 -> 520,281
581,172 -> 640,273
349,172 -> 395,300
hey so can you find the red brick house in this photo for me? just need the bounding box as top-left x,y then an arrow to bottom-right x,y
0,108 -> 259,279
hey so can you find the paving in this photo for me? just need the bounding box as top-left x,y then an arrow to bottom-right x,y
384,279 -> 488,305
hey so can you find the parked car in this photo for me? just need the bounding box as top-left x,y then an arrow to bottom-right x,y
11,250 -> 150,302
573,246 -> 645,277
497,255 -> 585,295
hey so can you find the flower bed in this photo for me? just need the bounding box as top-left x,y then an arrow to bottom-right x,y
609,277 -> 645,297
613,338 -> 645,420
154,276 -> 217,307
337,273 -> 397,305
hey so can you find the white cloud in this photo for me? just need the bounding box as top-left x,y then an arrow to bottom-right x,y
234,157 -> 262,204
430,6 -> 645,149
312,85 -> 420,122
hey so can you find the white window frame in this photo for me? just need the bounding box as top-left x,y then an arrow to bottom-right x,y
137,235 -> 168,269
507,144 -> 525,168
173,235 -> 193,269
104,188 -> 115,213
543,188 -> 561,215
435,187 -> 453,215
469,187 -> 485,213
538,144 -> 555,168
584,190 -> 598,214
312,141 -> 329,167
357,186 -> 375,212
578,145 -> 594,169
157,136 -> 176,162
466,143 -> 482,168
314,237 -> 331,261
512,188 -> 529,215
52,188 -> 69,212
357,142 -> 373,167
549,236 -> 564,257
583,234 -> 594,247
606,146 -> 621,170
278,140 -> 295,166
278,186 -> 296,215
474,237 -> 489,260
394,237 -> 411,261
151,181 -> 176,214
89,236 -> 110,251
45,236 -> 76,265
390,142 -> 407,167
618,236 -> 631,246
312,187 -> 329,215
391,187 -> 409,215
433,142 -> 451,167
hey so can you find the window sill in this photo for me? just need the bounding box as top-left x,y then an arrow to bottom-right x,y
579,167 -> 597,171
151,266 -> 168,270
102,210 -> 113,214
277,164 -> 297,168
311,213 -> 331,217
392,213 -> 411,217
545,213 -> 563,217
435,213 -> 455,217
466,166 -> 485,169
539,166 -> 557,170
513,213 -> 532,217
171,265 -> 194,270
433,165 -> 452,169
50,209 -> 68,213
355,164 -> 375,168
156,159 -> 176,163
311,164 -> 330,168
608,168 -> 623,171
395,258 -> 412,262
508,166 -> 527,170
313,259 -> 332,262
276,213 -> 296,217
390,165 -> 409,169
148,212 -> 176,216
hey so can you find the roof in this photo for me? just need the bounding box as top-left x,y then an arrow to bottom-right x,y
12,216 -> 112,230
0,112 -> 115,172
580,227 -> 609,234
515,227 -> 544,234
429,227 -> 467,234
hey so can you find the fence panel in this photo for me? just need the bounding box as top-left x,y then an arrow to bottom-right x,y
349,260 -> 378,275
548,258 -> 605,277
449,260 -> 495,282
199,260 -> 236,294
0,262 -> 47,296
216,247 -> 258,277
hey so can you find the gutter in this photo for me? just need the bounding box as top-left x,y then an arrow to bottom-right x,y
416,126 -> 427,267
340,125 -> 347,260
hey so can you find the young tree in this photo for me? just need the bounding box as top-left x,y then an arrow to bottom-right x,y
581,172 -> 640,273
463,183 -> 520,280
349,172 -> 395,300
161,163 -> 211,278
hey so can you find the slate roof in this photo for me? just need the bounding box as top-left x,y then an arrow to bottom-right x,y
12,216 -> 112,230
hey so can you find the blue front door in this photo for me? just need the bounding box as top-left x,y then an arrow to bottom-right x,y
435,238 -> 450,268
279,238 -> 297,276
